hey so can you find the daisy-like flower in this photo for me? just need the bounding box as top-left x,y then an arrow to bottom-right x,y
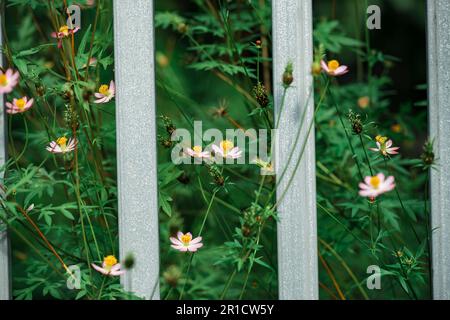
170,232 -> 203,252
212,140 -> 242,159
94,80 -> 115,104
0,68 -> 19,94
369,135 -> 400,157
81,57 -> 97,69
321,59 -> 349,77
92,255 -> 125,276
359,173 -> 395,199
252,157 -> 274,175
51,25 -> 80,49
5,96 -> 34,114
46,136 -> 77,154
184,145 -> 210,159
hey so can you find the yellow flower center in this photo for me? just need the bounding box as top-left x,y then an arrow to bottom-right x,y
103,255 -> 118,268
99,84 -> 110,95
375,135 -> 388,144
181,233 -> 192,245
370,176 -> 381,189
16,98 -> 26,109
328,60 -> 340,71
56,136 -> 68,147
220,140 -> 234,154
192,146 -> 202,153
59,25 -> 69,36
0,74 -> 8,86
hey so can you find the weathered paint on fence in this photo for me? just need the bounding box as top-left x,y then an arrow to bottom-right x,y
428,0 -> 450,300
0,7 -> 11,301
273,0 -> 318,300
113,0 -> 160,299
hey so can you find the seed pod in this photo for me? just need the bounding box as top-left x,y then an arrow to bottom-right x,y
253,82 -> 269,108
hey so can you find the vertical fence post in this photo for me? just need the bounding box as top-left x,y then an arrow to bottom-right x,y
273,0 -> 318,300
0,7 -> 11,301
428,0 -> 450,300
113,0 -> 160,299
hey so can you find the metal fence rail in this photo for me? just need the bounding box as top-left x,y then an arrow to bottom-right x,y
273,0 -> 318,300
428,0 -> 450,300
113,0 -> 160,299
0,8 -> 11,301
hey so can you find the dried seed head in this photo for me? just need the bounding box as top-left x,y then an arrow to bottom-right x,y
421,139 -> 435,167
163,265 -> 182,287
36,84 -> 46,97
253,82 -> 269,108
208,165 -> 225,186
64,105 -> 79,130
348,110 -> 363,135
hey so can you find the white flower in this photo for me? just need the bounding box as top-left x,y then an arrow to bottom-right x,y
92,255 -> 125,276
46,137 -> 77,154
369,136 -> 400,157
94,80 -> 115,104
212,140 -> 242,159
359,173 -> 395,198
170,232 -> 203,252
184,146 -> 210,159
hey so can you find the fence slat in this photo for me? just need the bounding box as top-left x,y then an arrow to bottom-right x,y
0,7 -> 11,300
273,0 -> 318,300
113,0 -> 160,299
428,0 -> 450,300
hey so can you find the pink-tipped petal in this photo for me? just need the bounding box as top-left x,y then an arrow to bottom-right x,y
321,60 -> 329,72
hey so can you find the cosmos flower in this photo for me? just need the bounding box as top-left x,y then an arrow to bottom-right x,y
170,232 -> 203,252
46,136 -> 77,154
184,146 -> 210,159
81,57 -> 97,69
212,140 -> 242,159
321,59 -> 349,77
94,80 -> 115,104
5,96 -> 34,114
0,68 -> 19,94
92,255 -> 125,276
51,25 -> 80,49
369,135 -> 400,157
359,173 -> 395,198
252,157 -> 274,175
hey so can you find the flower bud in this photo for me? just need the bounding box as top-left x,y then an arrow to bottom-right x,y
282,62 -> 294,88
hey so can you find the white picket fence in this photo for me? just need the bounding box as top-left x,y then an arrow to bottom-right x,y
0,0 -> 449,300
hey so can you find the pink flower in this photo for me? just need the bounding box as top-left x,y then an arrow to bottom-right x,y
94,80 -> 115,104
369,136 -> 400,157
51,25 -> 80,49
321,59 -> 349,77
46,136 -> 77,154
170,232 -> 203,252
359,173 -> 395,198
5,96 -> 34,114
0,68 -> 19,94
212,140 -> 242,159
92,255 -> 125,276
184,146 -> 210,159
